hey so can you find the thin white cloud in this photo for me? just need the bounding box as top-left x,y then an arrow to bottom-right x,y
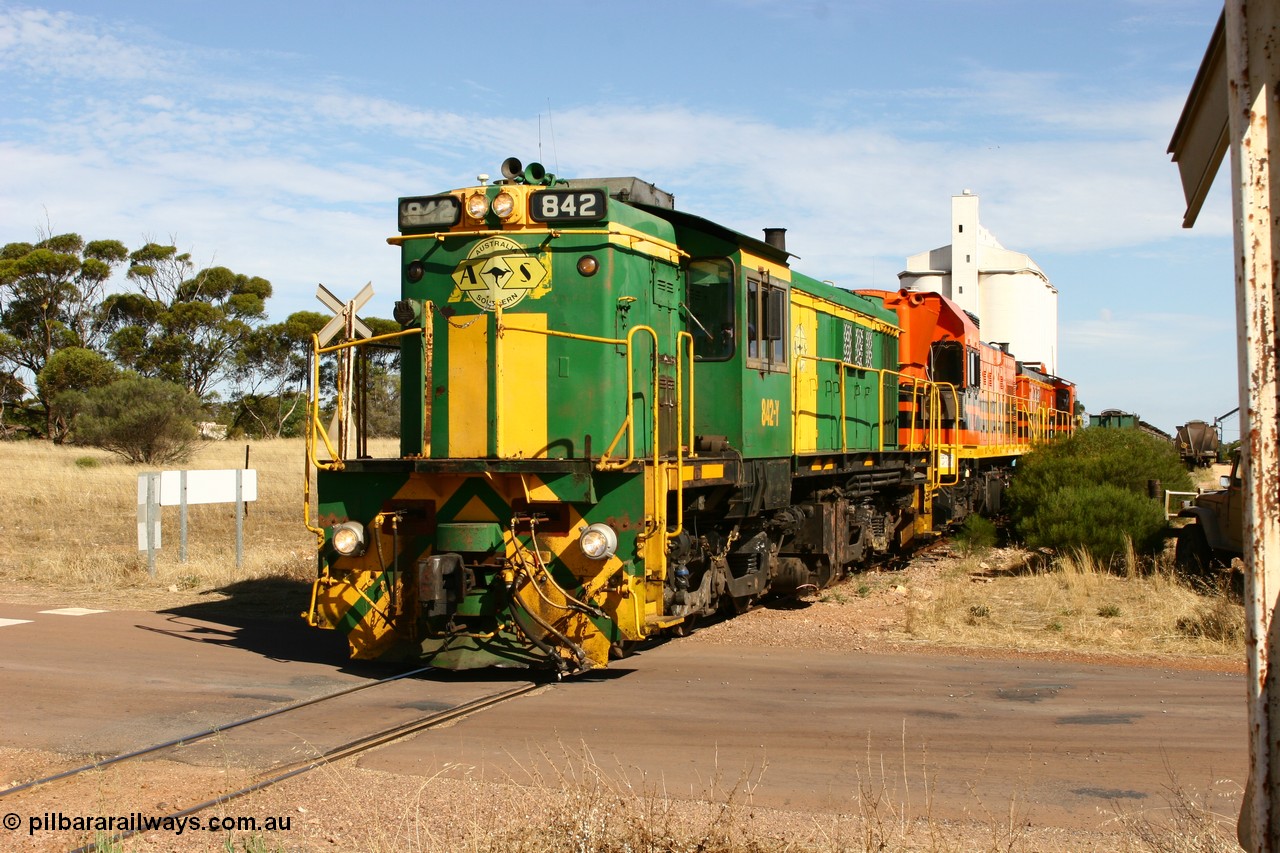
1066,311 -> 1230,353
0,7 -> 177,80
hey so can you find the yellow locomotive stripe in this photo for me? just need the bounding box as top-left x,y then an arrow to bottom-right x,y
740,251 -> 791,281
498,313 -> 548,458
519,473 -> 559,502
389,221 -> 686,266
791,289 -> 900,335
953,443 -> 1032,459
793,302 -> 820,453
455,494 -> 502,522
448,318 -> 489,457
680,462 -> 726,482
604,222 -> 685,265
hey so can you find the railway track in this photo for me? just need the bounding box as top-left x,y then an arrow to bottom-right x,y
0,669 -> 542,852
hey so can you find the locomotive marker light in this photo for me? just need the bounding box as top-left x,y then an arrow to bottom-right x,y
579,523 -> 618,559
331,521 -> 367,557
393,299 -> 417,326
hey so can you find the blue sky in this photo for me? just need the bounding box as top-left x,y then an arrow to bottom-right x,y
0,1 -> 1235,436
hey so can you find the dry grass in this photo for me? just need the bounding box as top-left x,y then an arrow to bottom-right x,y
95,741 -> 1238,852
903,546 -> 1244,661
0,437 -> 398,607
1109,776 -> 1243,853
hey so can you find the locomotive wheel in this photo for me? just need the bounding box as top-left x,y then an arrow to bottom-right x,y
1175,524 -> 1215,582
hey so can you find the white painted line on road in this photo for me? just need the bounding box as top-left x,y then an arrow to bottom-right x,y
0,619 -> 33,628
38,608 -> 107,616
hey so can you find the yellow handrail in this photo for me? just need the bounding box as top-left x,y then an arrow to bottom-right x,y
303,325 -> 428,541
791,352 -> 916,454
667,331 -> 696,542
386,224 -> 692,264
498,320 -> 662,471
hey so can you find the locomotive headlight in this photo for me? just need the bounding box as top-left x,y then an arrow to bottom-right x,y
331,521 -> 367,557
576,255 -> 599,276
465,192 -> 489,220
578,523 -> 618,560
491,191 -> 516,219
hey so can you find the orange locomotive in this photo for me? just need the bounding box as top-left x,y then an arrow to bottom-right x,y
865,288 -> 1076,524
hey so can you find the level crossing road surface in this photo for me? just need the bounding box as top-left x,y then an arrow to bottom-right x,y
0,599 -> 1247,832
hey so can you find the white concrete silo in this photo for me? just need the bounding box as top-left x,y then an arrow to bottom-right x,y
898,191 -> 1059,373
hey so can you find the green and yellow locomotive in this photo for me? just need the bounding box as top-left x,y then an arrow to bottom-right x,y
303,159 -> 1071,675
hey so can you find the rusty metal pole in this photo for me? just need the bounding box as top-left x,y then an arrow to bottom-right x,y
1227,1 -> 1280,849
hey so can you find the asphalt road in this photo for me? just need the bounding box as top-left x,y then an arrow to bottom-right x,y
0,599 -> 1247,833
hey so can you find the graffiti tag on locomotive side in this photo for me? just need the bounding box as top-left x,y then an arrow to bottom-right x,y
449,236 -> 550,311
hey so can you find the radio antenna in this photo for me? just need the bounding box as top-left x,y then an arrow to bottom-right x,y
546,99 -> 559,174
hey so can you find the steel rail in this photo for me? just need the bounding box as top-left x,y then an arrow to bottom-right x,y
68,681 -> 541,853
0,665 -> 434,799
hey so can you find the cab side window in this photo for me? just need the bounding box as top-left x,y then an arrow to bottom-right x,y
687,259 -> 734,361
746,270 -> 788,373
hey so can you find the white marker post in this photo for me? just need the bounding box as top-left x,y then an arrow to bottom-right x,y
137,473 -> 162,577
136,469 -> 259,571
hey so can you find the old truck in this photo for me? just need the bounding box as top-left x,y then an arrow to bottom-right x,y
1174,451 -> 1244,580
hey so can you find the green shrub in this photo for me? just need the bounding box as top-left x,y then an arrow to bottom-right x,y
1016,482 -> 1169,560
1008,429 -> 1191,561
955,514 -> 997,554
66,377 -> 203,464
1011,428 -> 1192,504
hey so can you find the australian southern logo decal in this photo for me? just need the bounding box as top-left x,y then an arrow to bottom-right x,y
449,236 -> 550,311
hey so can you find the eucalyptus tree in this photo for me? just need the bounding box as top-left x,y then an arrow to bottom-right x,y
0,234 -> 128,437
103,243 -> 272,399
230,310 -> 328,437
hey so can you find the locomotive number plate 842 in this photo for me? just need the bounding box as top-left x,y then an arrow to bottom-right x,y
529,189 -> 607,222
